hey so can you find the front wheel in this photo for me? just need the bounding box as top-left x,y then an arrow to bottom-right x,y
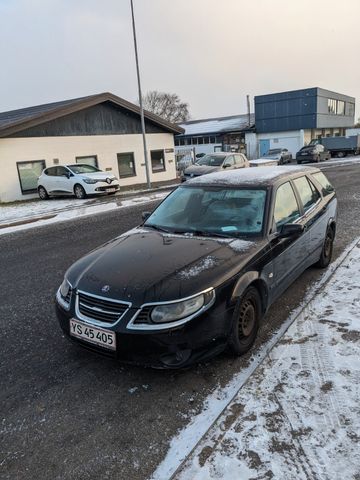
228,286 -> 262,356
315,227 -> 334,268
74,184 -> 86,199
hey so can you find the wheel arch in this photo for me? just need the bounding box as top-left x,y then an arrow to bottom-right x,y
231,271 -> 269,315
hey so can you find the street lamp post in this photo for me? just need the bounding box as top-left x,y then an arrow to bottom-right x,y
130,0 -> 151,189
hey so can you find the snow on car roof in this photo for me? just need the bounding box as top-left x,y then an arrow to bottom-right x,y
186,165 -> 319,186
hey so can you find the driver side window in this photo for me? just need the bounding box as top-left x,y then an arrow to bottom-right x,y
274,182 -> 301,231
224,155 -> 235,166
56,166 -> 68,177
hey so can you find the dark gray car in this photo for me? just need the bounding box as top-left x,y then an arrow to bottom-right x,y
181,153 -> 249,182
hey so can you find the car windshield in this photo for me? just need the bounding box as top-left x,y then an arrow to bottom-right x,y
67,164 -> 100,174
196,155 -> 226,166
145,186 -> 267,237
266,149 -> 281,155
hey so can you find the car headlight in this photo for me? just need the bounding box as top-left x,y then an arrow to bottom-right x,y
60,278 -> 71,298
82,177 -> 97,184
150,289 -> 215,324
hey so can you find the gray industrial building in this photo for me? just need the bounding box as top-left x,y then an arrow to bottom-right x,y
175,87 -> 356,160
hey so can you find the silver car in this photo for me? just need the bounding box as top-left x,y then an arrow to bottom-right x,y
181,153 -> 249,182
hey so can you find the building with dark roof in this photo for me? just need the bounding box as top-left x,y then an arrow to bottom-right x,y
0,92 -> 184,202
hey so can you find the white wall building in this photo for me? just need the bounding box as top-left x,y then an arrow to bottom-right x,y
0,93 -> 183,203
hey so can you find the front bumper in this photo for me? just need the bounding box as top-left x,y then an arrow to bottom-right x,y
55,296 -> 233,368
83,182 -> 120,194
296,154 -> 316,162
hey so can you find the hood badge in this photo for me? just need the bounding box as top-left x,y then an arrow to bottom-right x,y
106,178 -> 112,184
101,285 -> 110,293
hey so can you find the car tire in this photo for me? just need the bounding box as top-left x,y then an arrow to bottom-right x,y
38,186 -> 49,200
228,286 -> 261,356
315,227 -> 334,268
74,184 -> 86,199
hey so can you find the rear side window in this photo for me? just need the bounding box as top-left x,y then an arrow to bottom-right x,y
274,182 -> 301,230
45,167 -> 57,176
312,172 -> 335,197
293,176 -> 320,212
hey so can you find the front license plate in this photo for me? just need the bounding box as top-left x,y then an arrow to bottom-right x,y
107,188 -> 116,192
69,319 -> 116,351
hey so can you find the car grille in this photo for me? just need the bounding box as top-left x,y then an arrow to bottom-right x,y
77,291 -> 129,323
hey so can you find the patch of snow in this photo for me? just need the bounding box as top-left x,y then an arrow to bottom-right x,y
177,256 -> 217,279
128,387 -> 138,394
228,239 -> 254,252
151,239 -> 360,480
0,191 -> 169,236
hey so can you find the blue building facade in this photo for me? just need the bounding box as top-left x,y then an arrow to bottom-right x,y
255,88 -> 355,134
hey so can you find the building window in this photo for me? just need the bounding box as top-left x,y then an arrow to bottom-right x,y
117,152 -> 136,178
337,101 -> 345,115
17,160 -> 46,194
75,155 -> 98,167
328,98 -> 345,115
348,103 -> 355,117
175,138 -> 180,146
151,150 -> 166,173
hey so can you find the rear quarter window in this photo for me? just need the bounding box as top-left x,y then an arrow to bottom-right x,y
312,172 -> 335,197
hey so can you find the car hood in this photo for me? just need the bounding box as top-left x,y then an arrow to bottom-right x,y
78,172 -> 116,180
66,228 -> 263,307
184,165 -> 221,176
262,154 -> 281,160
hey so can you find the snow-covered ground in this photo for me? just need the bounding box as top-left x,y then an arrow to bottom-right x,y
152,239 -> 360,480
0,191 -> 169,235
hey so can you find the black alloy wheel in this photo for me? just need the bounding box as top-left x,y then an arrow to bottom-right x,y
228,286 -> 262,356
38,186 -> 49,200
74,184 -> 86,199
315,227 -> 334,268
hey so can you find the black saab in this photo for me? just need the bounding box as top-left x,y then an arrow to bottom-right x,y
55,166 -> 337,368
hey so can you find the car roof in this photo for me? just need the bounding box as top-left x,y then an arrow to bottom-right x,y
186,166 -> 321,187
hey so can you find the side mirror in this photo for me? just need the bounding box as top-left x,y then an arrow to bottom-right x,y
142,211 -> 151,221
65,172 -> 72,178
279,223 -> 304,238
223,163 -> 231,169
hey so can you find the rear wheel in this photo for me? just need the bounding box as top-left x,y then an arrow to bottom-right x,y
315,227 -> 334,268
228,287 -> 261,356
38,186 -> 49,200
74,184 -> 86,199
336,151 -> 345,158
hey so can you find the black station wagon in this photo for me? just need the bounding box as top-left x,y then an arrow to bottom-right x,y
55,166 -> 337,368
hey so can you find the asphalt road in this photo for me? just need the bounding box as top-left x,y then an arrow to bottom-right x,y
1,163 -> 360,480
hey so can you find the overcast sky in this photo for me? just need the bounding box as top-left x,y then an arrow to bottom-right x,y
0,0 -> 359,120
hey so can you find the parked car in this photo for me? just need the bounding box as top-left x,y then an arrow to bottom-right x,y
181,153 -> 249,182
261,148 -> 292,164
296,144 -> 331,164
37,164 -> 120,199
55,166 -> 337,368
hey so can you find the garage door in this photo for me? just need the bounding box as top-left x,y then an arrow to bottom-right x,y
270,137 -> 301,157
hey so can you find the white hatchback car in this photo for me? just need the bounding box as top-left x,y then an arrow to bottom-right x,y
37,164 -> 120,200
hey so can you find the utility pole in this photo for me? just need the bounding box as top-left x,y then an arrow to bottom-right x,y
246,94 -> 251,127
130,0 -> 151,189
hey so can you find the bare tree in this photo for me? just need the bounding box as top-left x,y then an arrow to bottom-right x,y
140,91 -> 190,123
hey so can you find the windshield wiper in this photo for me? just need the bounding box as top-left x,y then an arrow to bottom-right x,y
145,224 -> 171,233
